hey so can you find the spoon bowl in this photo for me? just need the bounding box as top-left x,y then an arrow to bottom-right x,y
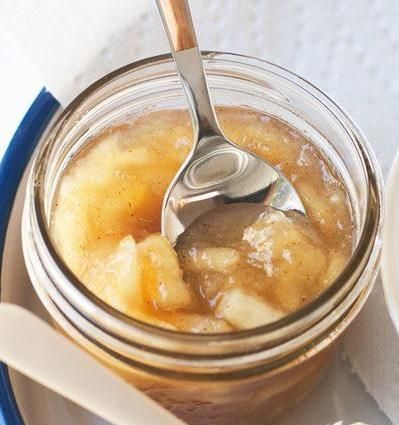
162,133 -> 305,244
157,0 -> 305,245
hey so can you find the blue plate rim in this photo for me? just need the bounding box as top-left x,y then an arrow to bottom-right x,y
0,89 -> 59,425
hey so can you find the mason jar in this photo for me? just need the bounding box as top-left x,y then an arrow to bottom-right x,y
22,52 -> 383,425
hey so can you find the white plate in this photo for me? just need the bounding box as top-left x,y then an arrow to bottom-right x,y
0,92 -> 392,425
382,152 -> 399,335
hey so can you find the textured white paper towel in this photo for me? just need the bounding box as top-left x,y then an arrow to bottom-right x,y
2,0 -> 399,423
0,0 -> 149,103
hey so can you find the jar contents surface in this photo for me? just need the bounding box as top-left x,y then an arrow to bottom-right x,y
51,107 -> 353,332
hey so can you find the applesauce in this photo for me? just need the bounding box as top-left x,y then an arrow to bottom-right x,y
51,107 -> 353,332
23,53 -> 383,425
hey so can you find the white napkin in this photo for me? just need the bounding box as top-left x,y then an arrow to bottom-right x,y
0,0 -> 149,103
2,0 -> 399,422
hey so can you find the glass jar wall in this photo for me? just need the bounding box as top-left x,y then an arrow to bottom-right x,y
22,52 -> 383,425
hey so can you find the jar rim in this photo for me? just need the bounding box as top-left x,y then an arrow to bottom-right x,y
28,51 -> 384,360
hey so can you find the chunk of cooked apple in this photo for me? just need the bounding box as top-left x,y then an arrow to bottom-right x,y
243,209 -> 329,311
82,236 -> 141,314
137,234 -> 193,311
181,247 -> 240,273
215,288 -> 284,329
168,313 -> 232,333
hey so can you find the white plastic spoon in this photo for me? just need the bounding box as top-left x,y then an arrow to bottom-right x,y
0,303 -> 185,425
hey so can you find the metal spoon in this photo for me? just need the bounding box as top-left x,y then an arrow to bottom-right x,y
156,0 -> 305,245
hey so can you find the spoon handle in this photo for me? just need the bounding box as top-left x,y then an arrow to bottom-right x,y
0,303 -> 185,425
156,0 -> 221,138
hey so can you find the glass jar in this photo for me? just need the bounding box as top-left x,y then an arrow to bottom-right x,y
22,52 -> 383,425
